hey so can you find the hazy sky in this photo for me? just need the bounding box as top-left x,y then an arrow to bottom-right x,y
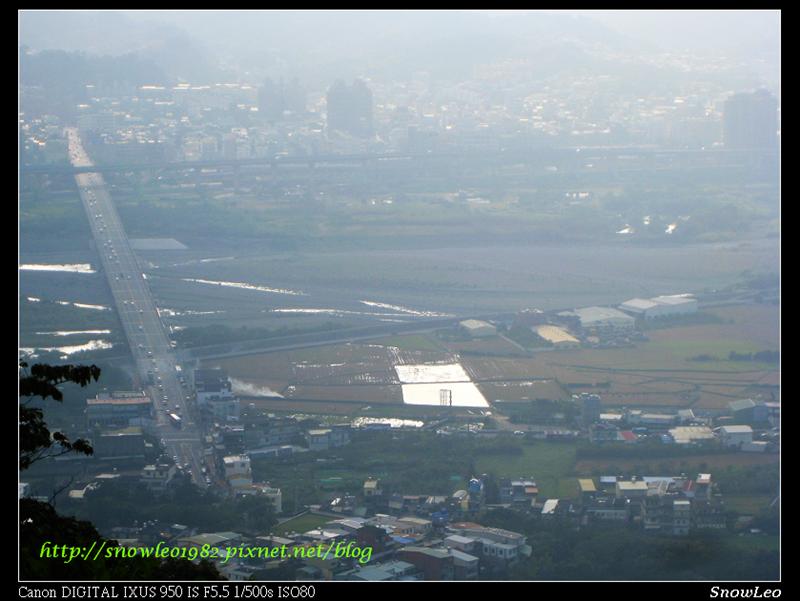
19,10 -> 780,89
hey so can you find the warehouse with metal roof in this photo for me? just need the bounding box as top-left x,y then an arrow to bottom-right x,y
619,294 -> 698,319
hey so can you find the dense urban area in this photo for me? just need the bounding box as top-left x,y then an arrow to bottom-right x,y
19,10 -> 779,582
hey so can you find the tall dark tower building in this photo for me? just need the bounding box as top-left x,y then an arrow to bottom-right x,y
259,78 -> 307,122
283,77 -> 306,115
326,79 -> 374,138
258,77 -> 285,122
349,78 -> 374,137
723,89 -> 778,150
326,79 -> 350,133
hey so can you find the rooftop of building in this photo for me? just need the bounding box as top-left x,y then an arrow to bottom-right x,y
460,319 -> 494,329
729,398 -> 766,411
617,481 -> 649,490
88,395 -> 150,406
620,298 -> 660,310
536,324 -> 579,343
573,306 -> 635,322
720,424 -> 754,434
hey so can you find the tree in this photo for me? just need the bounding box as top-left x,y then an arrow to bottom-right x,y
19,361 -> 225,580
20,498 -> 224,580
19,361 -> 99,470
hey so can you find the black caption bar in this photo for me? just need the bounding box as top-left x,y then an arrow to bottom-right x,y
14,581 -> 784,599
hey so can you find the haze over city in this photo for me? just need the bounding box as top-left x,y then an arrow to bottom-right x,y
19,9 -> 780,586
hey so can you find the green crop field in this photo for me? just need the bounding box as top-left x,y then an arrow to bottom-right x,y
272,513 -> 332,536
475,441 -> 578,498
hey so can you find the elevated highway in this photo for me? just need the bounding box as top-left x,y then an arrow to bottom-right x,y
66,128 -> 208,488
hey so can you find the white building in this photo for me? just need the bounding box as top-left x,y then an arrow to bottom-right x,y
363,478 -> 382,497
619,294 -> 698,319
541,499 -> 559,516
140,462 -> 177,492
619,298 -> 660,316
651,295 -> 698,315
194,368 -> 240,421
448,525 -> 529,567
223,455 -> 253,492
718,425 -> 754,448
460,319 -> 496,338
572,306 -> 635,330
257,485 -> 283,513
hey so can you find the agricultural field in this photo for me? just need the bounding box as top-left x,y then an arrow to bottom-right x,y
474,441 -> 579,498
210,338 -> 469,411
255,427 -> 777,519
574,451 -> 778,476
370,334 -> 445,352
724,495 -> 777,517
212,302 -> 777,415
440,334 -> 527,356
468,304 -> 777,410
271,513 -> 332,536
137,234 -> 778,332
478,380 -> 569,403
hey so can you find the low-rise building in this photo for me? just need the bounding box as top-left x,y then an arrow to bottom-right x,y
448,523 -> 529,568
718,425 -> 754,448
449,548 -> 479,580
255,484 -> 282,513
340,560 -> 420,581
628,411 -> 676,427
86,392 -> 152,428
305,425 -> 351,451
93,426 -> 146,460
499,478 -> 538,505
570,306 -> 635,330
619,295 -> 697,319
742,440 -> 769,453
615,480 -> 649,499
692,499 -> 727,530
443,534 -> 478,555
223,455 -> 253,492
541,499 -> 560,517
669,425 -> 716,445
578,478 -> 597,501
395,517 -> 432,536
535,325 -> 580,348
245,416 -> 302,448
396,547 -> 454,581
728,399 -> 769,425
194,368 -> 240,421
585,497 -> 630,522
363,478 -> 382,498
459,319 -> 496,338
672,499 -> 691,536
451,490 -> 469,513
140,461 -> 177,492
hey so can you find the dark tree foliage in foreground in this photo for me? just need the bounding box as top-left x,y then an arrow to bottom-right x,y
483,508 -> 779,581
20,499 -> 224,580
19,361 -> 100,470
19,362 -> 225,580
